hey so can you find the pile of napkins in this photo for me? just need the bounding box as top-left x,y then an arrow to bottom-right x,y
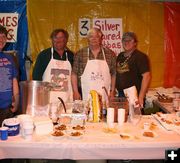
33,117 -> 53,135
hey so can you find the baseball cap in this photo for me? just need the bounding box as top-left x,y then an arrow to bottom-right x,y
122,32 -> 138,42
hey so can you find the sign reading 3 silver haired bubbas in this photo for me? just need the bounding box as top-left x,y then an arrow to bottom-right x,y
0,13 -> 18,43
79,18 -> 123,55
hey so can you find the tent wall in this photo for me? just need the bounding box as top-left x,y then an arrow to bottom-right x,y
27,0 -> 177,88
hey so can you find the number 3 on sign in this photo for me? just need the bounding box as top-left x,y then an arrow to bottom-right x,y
79,18 -> 90,37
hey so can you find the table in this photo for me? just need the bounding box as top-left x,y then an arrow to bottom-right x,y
0,116 -> 180,160
153,100 -> 175,113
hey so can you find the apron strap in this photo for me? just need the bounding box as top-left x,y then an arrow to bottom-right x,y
65,51 -> 68,61
87,48 -> 90,61
51,47 -> 54,59
102,47 -> 106,61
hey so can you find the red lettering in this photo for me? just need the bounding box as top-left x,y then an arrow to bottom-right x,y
6,16 -> 11,27
103,33 -> 121,41
111,34 -> 116,40
117,42 -> 121,48
116,31 -> 121,39
103,41 -> 122,49
105,23 -> 117,31
12,17 -> 18,27
0,17 -> 5,26
7,29 -> 14,41
103,40 -> 121,55
99,20 -> 121,31
112,43 -> 117,48
94,20 -> 101,30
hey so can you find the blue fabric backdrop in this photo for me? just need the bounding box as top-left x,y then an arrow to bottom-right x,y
0,0 -> 28,81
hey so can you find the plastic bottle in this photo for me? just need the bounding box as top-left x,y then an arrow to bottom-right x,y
102,101 -> 107,122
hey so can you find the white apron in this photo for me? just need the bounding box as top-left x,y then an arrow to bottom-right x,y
81,48 -> 111,102
43,47 -> 73,103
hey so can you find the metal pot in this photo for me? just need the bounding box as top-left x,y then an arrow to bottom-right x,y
20,80 -> 51,114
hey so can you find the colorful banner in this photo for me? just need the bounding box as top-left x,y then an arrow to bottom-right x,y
164,2 -> 180,88
27,0 -> 164,87
0,0 -> 28,81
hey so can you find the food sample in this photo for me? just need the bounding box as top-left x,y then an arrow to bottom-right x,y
70,131 -> 82,136
52,130 -> 64,136
156,112 -> 163,117
72,125 -> 85,130
120,134 -> 130,139
160,118 -> 173,124
103,127 -> 117,133
149,122 -> 157,130
143,131 -> 154,138
174,121 -> 180,126
55,124 -> 67,130
165,119 -> 173,124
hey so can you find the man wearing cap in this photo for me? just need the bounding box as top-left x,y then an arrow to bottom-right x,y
116,32 -> 151,108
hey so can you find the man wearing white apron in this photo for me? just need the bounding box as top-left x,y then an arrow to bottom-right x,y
72,28 -> 116,102
33,29 -> 74,103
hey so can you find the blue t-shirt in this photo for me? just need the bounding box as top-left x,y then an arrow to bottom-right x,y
0,52 -> 18,109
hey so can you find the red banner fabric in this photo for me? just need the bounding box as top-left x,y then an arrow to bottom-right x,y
164,2 -> 180,88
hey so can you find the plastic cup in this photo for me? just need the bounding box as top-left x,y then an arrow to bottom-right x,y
0,127 -> 9,140
22,126 -> 34,140
118,109 -> 125,126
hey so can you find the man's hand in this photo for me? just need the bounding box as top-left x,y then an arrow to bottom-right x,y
10,106 -> 17,113
138,95 -> 144,108
73,91 -> 81,100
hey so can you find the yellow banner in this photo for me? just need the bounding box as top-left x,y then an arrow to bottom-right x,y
27,0 -> 164,87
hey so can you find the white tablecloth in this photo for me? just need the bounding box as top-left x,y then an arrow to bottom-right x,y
0,116 -> 180,160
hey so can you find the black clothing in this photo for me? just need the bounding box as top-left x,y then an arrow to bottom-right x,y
116,49 -> 150,94
32,48 -> 74,80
